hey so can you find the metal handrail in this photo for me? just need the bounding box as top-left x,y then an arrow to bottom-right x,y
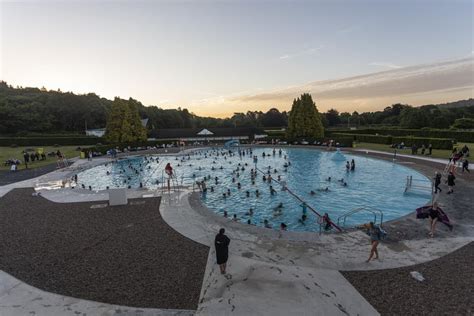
337,206 -> 384,227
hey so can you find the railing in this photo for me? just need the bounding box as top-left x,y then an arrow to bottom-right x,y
337,206 -> 384,228
254,165 -> 343,232
405,175 -> 434,203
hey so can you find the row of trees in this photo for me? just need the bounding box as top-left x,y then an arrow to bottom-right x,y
0,81 -> 288,135
323,100 -> 474,129
1,81 -> 473,136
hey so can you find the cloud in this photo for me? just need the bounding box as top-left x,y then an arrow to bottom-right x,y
278,46 -> 324,60
194,56 -> 474,116
369,62 -> 402,69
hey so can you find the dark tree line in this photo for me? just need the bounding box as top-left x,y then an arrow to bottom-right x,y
0,82 -> 288,135
322,101 -> 474,129
1,81 -> 473,135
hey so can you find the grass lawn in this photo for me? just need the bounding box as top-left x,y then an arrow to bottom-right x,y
354,142 -> 473,160
0,145 -> 91,171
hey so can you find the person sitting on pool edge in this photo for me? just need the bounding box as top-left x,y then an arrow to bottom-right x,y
280,223 -> 287,231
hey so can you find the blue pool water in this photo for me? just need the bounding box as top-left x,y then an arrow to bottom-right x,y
77,147 -> 431,232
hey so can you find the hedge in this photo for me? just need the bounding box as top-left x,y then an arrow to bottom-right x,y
0,136 -> 102,146
391,136 -> 453,150
88,140 -> 179,154
327,128 -> 474,143
332,133 -> 453,150
331,133 -> 392,144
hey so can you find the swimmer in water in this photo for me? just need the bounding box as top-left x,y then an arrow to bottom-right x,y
299,214 -> 307,225
280,223 -> 287,231
232,214 -> 239,222
245,208 -> 254,216
223,210 -> 228,218
326,177 -> 331,182
246,190 -> 250,197
300,202 -> 308,215
270,186 -> 277,195
317,187 -> 330,192
346,161 -> 350,171
256,189 -> 260,197
264,219 -> 272,228
310,190 -> 316,195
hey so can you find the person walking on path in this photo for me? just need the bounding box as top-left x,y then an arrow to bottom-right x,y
215,228 -> 230,275
428,202 -> 441,238
446,171 -> 456,194
428,143 -> 433,155
358,222 -> 382,262
462,159 -> 469,173
434,172 -> 442,194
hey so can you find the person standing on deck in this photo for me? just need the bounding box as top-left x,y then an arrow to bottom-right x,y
446,171 -> 456,194
215,228 -> 230,275
434,172 -> 442,193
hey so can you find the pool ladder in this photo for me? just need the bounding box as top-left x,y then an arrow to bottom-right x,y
336,206 -> 384,228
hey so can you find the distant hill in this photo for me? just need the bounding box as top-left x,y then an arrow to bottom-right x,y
434,98 -> 474,109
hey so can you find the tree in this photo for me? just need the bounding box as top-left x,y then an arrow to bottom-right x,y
260,108 -> 287,127
324,108 -> 340,126
287,93 -> 324,140
104,98 -> 147,143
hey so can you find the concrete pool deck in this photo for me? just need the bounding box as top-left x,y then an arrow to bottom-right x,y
0,145 -> 473,315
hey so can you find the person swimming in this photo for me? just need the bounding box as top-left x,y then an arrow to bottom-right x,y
317,187 -> 330,192
310,190 -> 316,195
346,161 -> 350,171
270,186 -> 276,195
326,177 -> 331,182
246,190 -> 250,197
232,214 -> 239,222
298,214 -> 307,225
264,219 -> 272,228
280,222 -> 287,231
300,202 -> 308,215
223,210 -> 228,218
351,159 -> 355,171
255,189 -> 260,197
245,208 -> 254,216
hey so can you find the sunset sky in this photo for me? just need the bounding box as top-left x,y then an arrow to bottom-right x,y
1,0 -> 473,117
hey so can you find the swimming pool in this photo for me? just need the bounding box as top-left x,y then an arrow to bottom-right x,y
76,147 -> 431,232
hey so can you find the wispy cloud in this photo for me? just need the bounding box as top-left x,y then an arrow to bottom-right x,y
194,57 -> 474,116
279,45 -> 324,60
337,26 -> 356,34
369,62 -> 403,69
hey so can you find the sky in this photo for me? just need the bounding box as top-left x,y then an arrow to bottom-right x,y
1,0 -> 473,117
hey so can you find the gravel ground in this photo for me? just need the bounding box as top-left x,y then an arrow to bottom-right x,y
342,242 -> 474,316
0,188 -> 209,309
0,162 -> 60,185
